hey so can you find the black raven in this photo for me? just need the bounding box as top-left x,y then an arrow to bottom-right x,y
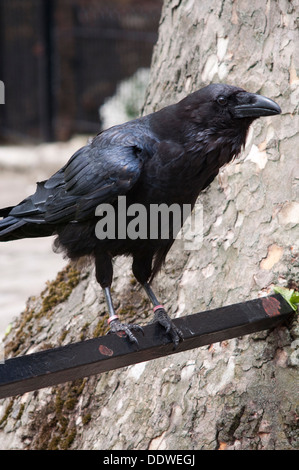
0,84 -> 281,346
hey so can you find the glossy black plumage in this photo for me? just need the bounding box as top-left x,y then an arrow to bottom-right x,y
0,83 -> 281,345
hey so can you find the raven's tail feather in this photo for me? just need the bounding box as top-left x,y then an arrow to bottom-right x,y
0,180 -> 56,241
0,212 -> 55,241
0,215 -> 28,241
0,206 -> 14,218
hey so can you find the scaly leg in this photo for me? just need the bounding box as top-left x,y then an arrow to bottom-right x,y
95,250 -> 142,344
142,282 -> 183,349
132,250 -> 183,347
103,286 -> 143,344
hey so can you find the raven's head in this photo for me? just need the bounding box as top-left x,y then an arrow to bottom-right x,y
180,83 -> 281,158
182,83 -> 281,128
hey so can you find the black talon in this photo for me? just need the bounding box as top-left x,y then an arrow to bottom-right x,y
108,318 -> 143,344
153,307 -> 183,349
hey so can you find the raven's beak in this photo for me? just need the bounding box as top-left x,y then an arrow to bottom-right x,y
234,93 -> 281,118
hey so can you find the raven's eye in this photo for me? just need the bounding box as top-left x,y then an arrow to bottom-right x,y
217,96 -> 227,106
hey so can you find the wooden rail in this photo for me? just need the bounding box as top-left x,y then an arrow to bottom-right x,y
0,294 -> 294,399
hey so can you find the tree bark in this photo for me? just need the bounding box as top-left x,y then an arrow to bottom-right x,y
0,0 -> 298,450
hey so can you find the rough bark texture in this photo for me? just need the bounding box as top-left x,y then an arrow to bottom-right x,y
0,0 -> 298,450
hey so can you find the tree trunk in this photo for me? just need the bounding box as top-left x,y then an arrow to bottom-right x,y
0,0 -> 298,450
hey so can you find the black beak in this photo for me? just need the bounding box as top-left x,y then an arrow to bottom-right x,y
234,93 -> 281,118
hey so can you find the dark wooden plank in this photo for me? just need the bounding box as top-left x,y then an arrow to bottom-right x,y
0,294 -> 294,399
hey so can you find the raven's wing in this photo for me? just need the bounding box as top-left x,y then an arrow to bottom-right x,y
7,121 -> 157,225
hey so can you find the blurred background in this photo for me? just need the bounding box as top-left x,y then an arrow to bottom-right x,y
0,0 -> 163,337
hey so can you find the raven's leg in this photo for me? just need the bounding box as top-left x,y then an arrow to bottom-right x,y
132,254 -> 183,348
95,251 -> 142,344
143,282 -> 183,348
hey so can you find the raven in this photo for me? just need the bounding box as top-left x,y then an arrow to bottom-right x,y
0,84 -> 281,346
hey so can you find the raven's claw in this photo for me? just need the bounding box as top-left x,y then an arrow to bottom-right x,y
108,318 -> 144,344
153,308 -> 183,349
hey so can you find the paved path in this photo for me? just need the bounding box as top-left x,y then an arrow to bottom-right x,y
0,137 -> 86,337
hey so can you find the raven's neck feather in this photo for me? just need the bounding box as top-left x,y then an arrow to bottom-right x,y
186,127 -> 246,166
